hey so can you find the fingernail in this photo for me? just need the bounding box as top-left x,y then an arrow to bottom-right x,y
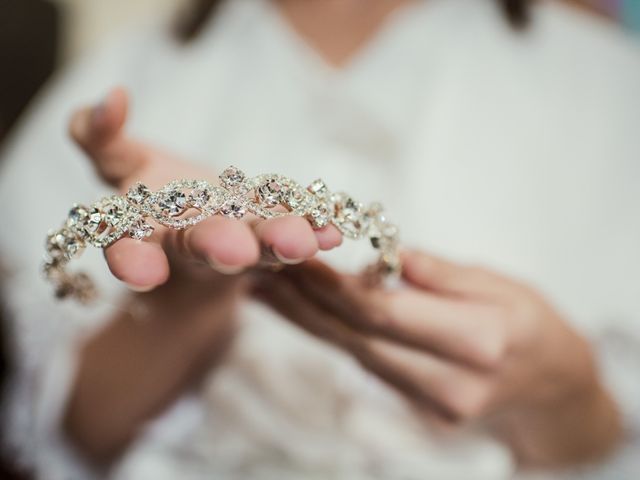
126,283 -> 155,293
207,257 -> 244,275
273,248 -> 304,265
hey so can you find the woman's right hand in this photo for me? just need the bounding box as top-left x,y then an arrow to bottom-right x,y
69,87 -> 342,291
64,87 -> 343,463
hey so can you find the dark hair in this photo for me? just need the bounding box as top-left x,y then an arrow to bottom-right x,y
175,0 -> 532,43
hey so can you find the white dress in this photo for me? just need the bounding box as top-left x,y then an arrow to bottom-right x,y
1,0 -> 639,478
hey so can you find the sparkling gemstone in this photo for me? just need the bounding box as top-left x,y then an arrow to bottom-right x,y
62,233 -> 80,256
126,182 -> 151,205
84,208 -> 104,235
257,178 -> 283,207
67,205 -> 89,230
307,179 -> 328,196
344,197 -> 360,213
103,202 -> 126,226
368,218 -> 383,247
220,199 -> 246,219
129,220 -> 154,240
46,232 -> 64,259
63,237 -> 81,258
382,223 -> 398,238
367,208 -> 398,250
370,226 -> 395,250
285,188 -> 306,209
188,188 -> 210,209
219,166 -> 246,189
158,190 -> 187,216
308,203 -> 331,228
48,229 -> 81,259
333,194 -> 363,238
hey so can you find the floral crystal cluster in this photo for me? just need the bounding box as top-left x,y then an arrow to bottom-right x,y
44,166 -> 400,302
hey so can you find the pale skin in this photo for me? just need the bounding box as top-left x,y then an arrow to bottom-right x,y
64,0 -> 622,469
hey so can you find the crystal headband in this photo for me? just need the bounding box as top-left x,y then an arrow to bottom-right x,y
43,166 -> 401,303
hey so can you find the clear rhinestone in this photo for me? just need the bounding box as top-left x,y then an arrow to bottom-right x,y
104,201 -> 126,226
219,166 -> 246,189
339,222 -> 361,238
46,232 -> 64,259
126,182 -> 151,205
84,208 -> 104,235
370,228 -> 394,250
48,229 -> 82,259
257,178 -> 283,207
158,190 -> 188,216
308,203 -> 331,228
188,188 -> 210,209
333,194 -> 363,238
62,236 -> 81,258
368,209 -> 398,250
64,237 -> 82,258
285,188 -> 306,209
382,223 -> 398,238
129,220 -> 154,240
220,198 -> 246,219
67,205 -> 89,230
308,179 -> 328,196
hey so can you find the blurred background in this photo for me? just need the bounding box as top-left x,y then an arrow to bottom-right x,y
0,0 -> 639,146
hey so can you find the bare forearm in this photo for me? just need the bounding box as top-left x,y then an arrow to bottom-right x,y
63,280 -> 240,464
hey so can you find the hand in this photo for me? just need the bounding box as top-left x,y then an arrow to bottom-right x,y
69,87 -> 342,290
254,250 -> 622,466
65,87 -> 344,462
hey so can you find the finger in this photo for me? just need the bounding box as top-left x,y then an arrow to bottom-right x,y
282,260 -> 379,326
252,271 -> 367,351
283,264 -> 507,369
255,274 -> 492,421
69,87 -> 148,186
401,250 -> 520,300
179,216 -> 260,273
104,238 -> 170,291
253,216 -> 319,264
362,338 -> 493,422
314,225 -> 343,251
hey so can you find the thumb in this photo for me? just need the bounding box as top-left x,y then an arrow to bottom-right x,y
69,86 -> 149,187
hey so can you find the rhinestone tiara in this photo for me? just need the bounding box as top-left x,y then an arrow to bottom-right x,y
43,166 -> 401,303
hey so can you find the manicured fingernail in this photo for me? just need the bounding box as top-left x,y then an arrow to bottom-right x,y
207,257 -> 244,275
273,248 -> 303,265
126,283 -> 155,293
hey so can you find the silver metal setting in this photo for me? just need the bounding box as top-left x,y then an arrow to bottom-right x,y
43,166 -> 401,303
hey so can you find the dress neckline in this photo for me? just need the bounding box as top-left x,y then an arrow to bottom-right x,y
257,0 -> 445,78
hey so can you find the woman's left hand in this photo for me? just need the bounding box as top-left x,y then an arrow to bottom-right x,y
254,250 -> 621,467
